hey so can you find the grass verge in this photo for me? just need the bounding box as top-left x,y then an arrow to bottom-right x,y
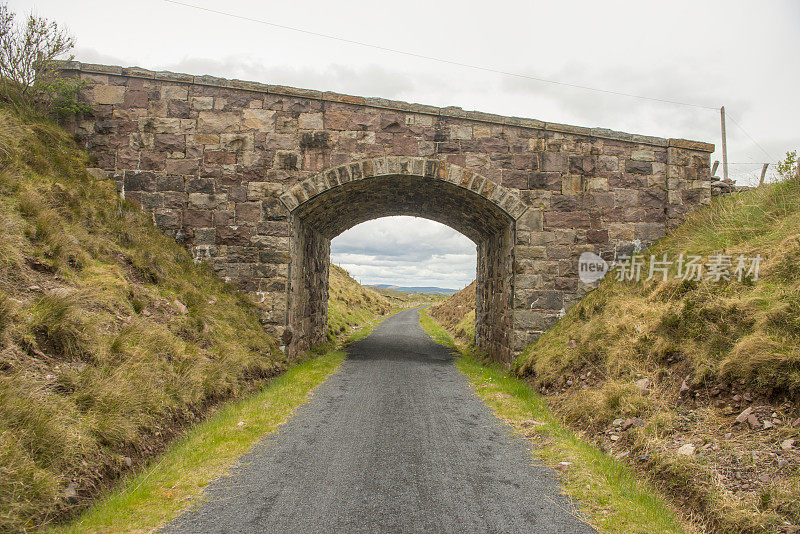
419,308 -> 693,534
49,349 -> 344,534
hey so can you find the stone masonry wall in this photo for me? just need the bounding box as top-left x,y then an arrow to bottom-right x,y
59,61 -> 714,361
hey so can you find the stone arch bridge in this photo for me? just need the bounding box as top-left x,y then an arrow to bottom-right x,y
59,61 -> 714,362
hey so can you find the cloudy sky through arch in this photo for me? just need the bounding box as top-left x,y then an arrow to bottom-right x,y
331,217 -> 476,290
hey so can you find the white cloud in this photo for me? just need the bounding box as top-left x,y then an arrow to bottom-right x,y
331,217 -> 476,289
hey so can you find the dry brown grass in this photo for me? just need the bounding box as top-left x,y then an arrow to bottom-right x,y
429,281 -> 475,345
327,264 -> 393,341
515,177 -> 800,532
0,108 -> 284,532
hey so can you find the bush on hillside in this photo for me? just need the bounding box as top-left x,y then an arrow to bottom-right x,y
0,3 -> 88,117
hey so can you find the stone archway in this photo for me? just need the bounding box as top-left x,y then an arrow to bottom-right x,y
61,61 -> 716,365
279,156 -> 528,362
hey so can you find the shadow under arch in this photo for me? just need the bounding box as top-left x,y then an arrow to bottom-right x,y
280,156 -> 528,363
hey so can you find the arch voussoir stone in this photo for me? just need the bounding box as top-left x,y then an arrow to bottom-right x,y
280,156 -> 525,221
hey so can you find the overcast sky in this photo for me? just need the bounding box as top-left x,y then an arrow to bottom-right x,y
9,0 -> 798,288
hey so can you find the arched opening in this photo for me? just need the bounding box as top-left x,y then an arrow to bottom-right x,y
280,157 -> 525,363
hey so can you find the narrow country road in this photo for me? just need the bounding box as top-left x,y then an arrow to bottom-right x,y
166,308 -> 595,533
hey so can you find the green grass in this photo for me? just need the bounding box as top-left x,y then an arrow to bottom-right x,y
419,309 -> 692,534
418,306 -> 456,348
48,349 -> 345,534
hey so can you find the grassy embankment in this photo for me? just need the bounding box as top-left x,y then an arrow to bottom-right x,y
428,280 -> 475,346
326,263 -> 395,342
427,176 -> 800,532
0,108 -> 289,531
419,309 -> 691,534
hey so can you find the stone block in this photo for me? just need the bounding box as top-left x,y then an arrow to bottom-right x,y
540,152 -> 567,172
140,117 -> 182,134
165,158 -> 199,176
256,221 -> 290,237
167,100 -> 190,118
160,85 -> 188,100
235,202 -> 262,224
516,208 -> 543,232
597,155 -> 618,172
220,132 -> 254,153
631,149 -> 655,161
247,182 -> 283,201
243,109 -> 276,131
186,178 -> 214,194
123,171 -> 155,191
299,113 -> 324,130
502,170 -> 529,189
188,192 -> 227,210
638,188 -> 666,208
156,174 -> 184,192
609,173 -> 647,189
527,172 -> 561,191
216,225 -> 251,246
544,210 -> 591,229
550,194 -> 578,212
194,228 -> 216,245
586,229 -> 609,244
586,177 -> 608,192
191,96 -> 214,110
154,208 -> 180,229
204,150 -> 236,165
123,90 -> 148,108
613,189 -> 640,208
561,175 -> 584,195
634,222 -> 666,241
198,112 -> 240,133
569,156 -> 595,175
625,159 -> 652,175
449,124 -> 473,140
162,191 -> 187,209
154,134 -> 185,154
93,85 -> 125,105
516,246 -> 547,260
259,250 -> 292,264
584,192 -> 614,211
182,209 -> 212,228
514,310 -> 549,330
527,291 -> 563,311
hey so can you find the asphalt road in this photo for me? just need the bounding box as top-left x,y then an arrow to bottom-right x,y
165,308 -> 595,533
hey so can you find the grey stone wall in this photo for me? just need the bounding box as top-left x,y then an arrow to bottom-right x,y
59,61 -> 714,362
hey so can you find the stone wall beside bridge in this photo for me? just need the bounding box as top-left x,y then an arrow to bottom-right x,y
58,61 -> 714,362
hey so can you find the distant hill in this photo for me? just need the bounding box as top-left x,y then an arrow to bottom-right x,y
368,284 -> 458,295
